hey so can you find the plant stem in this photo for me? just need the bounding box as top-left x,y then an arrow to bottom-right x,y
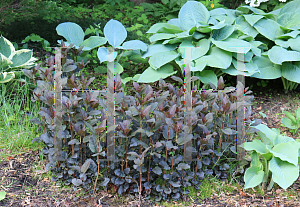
218,111 -> 225,153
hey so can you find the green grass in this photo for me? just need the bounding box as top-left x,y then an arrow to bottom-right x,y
0,81 -> 44,161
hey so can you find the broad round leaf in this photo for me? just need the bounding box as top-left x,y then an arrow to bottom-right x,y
244,166 -> 264,189
269,142 -> 299,166
243,14 -> 264,26
149,51 -> 179,69
141,44 -> 177,58
268,46 -> 300,65
288,35 -> 300,52
104,19 -> 127,47
147,23 -> 182,34
149,33 -> 176,43
253,19 -> 284,41
0,35 -> 15,58
212,25 -> 235,41
243,140 -> 269,154
195,47 -> 232,69
56,22 -> 84,46
179,1 -> 210,31
251,56 -> 281,79
212,38 -> 252,53
122,40 -> 147,51
195,70 -> 218,87
281,62 -> 300,84
269,157 -> 299,190
10,49 -> 33,67
277,0 -> 300,30
137,64 -> 177,83
81,36 -> 107,51
97,47 -> 118,63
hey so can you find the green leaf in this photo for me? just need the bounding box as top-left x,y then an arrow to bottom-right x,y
212,25 -> 235,41
243,14 -> 264,26
0,72 -> 15,83
81,36 -> 107,51
235,16 -> 258,38
277,31 -> 300,39
268,46 -> 300,65
121,40 -> 147,52
281,62 -> 300,84
0,53 -> 13,68
10,49 -> 33,68
147,23 -> 182,34
277,0 -> 300,30
244,166 -> 264,189
253,19 -> 284,41
149,33 -> 176,43
195,70 -> 218,87
275,39 -> 289,48
288,35 -> 300,52
251,56 -> 281,79
97,48 -> 118,63
268,142 -> 299,166
283,110 -> 297,123
104,19 -> 127,47
251,124 -> 277,145
179,39 -> 210,60
137,64 -> 177,83
114,62 -> 123,75
0,35 -> 15,58
269,157 -> 299,190
194,47 -> 232,69
178,1 -> 210,31
274,134 -> 296,146
56,22 -> 84,46
141,44 -> 177,58
212,38 -> 252,53
243,140 -> 269,154
281,117 -> 297,129
149,50 -> 179,69
0,191 -> 6,201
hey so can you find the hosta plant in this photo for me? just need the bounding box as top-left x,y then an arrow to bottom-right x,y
281,108 -> 300,136
0,35 -> 37,83
242,124 -> 300,191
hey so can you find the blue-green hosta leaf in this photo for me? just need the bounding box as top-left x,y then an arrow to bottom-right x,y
212,38 -> 251,53
243,14 -> 264,26
209,20 -> 227,30
281,62 -> 300,84
214,15 -> 236,25
208,17 -> 218,25
0,72 -> 15,83
137,64 -> 177,83
179,39 -> 210,60
149,33 -> 176,43
237,5 -> 265,15
249,40 -> 266,57
251,56 -> 281,79
232,59 -> 259,75
121,40 -> 147,51
114,62 -> 123,75
210,8 -> 227,16
243,140 -> 269,154
194,70 -> 218,87
0,53 -> 13,68
0,35 -> 15,58
244,166 -> 264,189
167,18 -> 183,30
269,156 -> 299,190
251,124 -> 277,145
141,44 -> 177,58
97,48 -> 118,63
147,23 -> 182,34
274,134 -> 296,146
149,50 -> 179,69
277,0 -> 300,30
275,39 -> 289,48
233,51 -> 253,62
281,117 -> 297,129
179,1 -> 210,31
288,35 -> 300,52
268,46 -> 300,65
277,31 -> 300,39
104,19 -> 127,47
81,36 -> 107,51
195,47 -> 232,69
253,19 -> 284,41
56,22 -> 84,46
212,25 -> 235,41
10,49 -> 33,67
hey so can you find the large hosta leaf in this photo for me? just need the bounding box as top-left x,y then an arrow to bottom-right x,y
179,39 -> 210,60
137,64 -> 177,83
104,19 -> 127,47
251,56 -> 281,79
178,1 -> 210,31
0,72 -> 15,83
81,36 -> 107,51
56,22 -> 84,47
97,48 -> 118,63
141,44 -> 177,58
288,35 -> 300,52
147,23 -> 182,34
269,157 -> 299,190
243,14 -> 264,26
121,40 -> 147,51
194,47 -> 232,69
212,38 -> 251,53
0,53 -> 12,68
251,124 -> 277,144
0,35 -> 15,58
253,19 -> 284,41
268,46 -> 300,65
10,49 -> 33,67
149,33 -> 176,43
268,142 -> 299,166
277,0 -> 300,30
243,140 -> 269,154
281,62 -> 300,84
195,70 -> 218,87
235,16 -> 258,38
149,50 -> 179,69
212,25 -> 235,41
244,166 -> 264,189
